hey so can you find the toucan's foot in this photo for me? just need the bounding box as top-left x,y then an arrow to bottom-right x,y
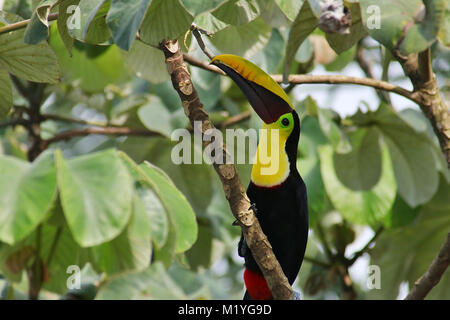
232,203 -> 258,226
293,291 -> 302,300
249,202 -> 258,215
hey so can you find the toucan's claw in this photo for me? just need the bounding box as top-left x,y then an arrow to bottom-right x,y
249,202 -> 258,215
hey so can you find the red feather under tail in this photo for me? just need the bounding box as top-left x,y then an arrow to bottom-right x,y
243,268 -> 272,300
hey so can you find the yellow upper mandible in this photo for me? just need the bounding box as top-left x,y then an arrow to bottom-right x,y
211,54 -> 293,109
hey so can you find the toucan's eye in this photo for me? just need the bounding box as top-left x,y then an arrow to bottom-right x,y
281,117 -> 290,127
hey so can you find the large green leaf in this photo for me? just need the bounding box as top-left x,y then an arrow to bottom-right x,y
373,104 -> 439,207
106,0 -> 152,50
211,0 -> 265,26
0,71 -> 12,121
135,185 -> 168,248
96,262 -> 187,299
55,149 -> 134,247
319,144 -> 396,226
122,40 -> 170,84
180,0 -> 224,15
137,97 -> 179,137
57,0 -> 80,56
192,12 -> 229,33
118,152 -> 198,253
251,29 -> 285,74
68,0 -> 112,44
0,151 -> 57,244
360,0 -> 446,55
0,12 -> 61,83
333,127 -> 382,191
89,208 -> 151,275
50,24 -> 129,92
210,17 -> 272,58
274,0 -> 304,21
369,179 -> 450,299
140,162 -> 198,253
140,138 -> 214,215
283,0 -> 317,82
24,0 -> 58,44
140,0 -> 194,46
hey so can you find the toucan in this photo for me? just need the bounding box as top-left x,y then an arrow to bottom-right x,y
211,54 -> 309,300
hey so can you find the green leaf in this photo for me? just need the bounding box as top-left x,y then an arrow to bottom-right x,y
24,0 -> 58,44
89,214 -> 151,275
211,0 -> 264,26
360,0 -> 446,55
193,12 -> 229,33
283,0 -> 317,82
140,162 -> 198,253
180,0 -> 224,15
57,0 -> 80,56
140,0 -> 194,46
210,17 -> 272,58
140,138 -> 214,215
384,195 -> 421,229
49,24 -> 129,93
251,29 -> 285,74
96,262 -> 188,299
0,12 -> 61,83
68,0 -> 112,44
0,151 -> 57,244
325,1 -> 367,54
373,104 -> 439,207
39,224 -> 84,294
55,149 -> 134,247
24,2 -> 51,45
333,127 -> 382,191
118,152 -> 198,253
0,71 -> 12,121
135,186 -> 168,248
274,0 -> 304,21
319,144 -> 396,226
369,188 -> 450,299
122,40 -> 170,84
137,97 -> 178,137
106,0 -> 152,50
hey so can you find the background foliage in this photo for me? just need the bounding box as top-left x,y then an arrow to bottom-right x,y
0,0 -> 449,300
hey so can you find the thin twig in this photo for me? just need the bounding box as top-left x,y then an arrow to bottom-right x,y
183,53 -> 419,104
406,233 -> 450,300
41,127 -> 162,149
219,111 -> 251,128
0,12 -> 58,35
190,25 -> 215,60
41,113 -> 113,127
303,256 -> 331,268
347,226 -> 384,266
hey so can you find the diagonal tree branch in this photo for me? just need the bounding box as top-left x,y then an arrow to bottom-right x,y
159,39 -> 294,300
406,233 -> 450,300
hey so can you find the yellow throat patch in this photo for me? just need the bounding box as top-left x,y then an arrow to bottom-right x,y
251,114 -> 294,187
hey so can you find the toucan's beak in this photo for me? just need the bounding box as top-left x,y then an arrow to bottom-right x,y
211,54 -> 292,124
